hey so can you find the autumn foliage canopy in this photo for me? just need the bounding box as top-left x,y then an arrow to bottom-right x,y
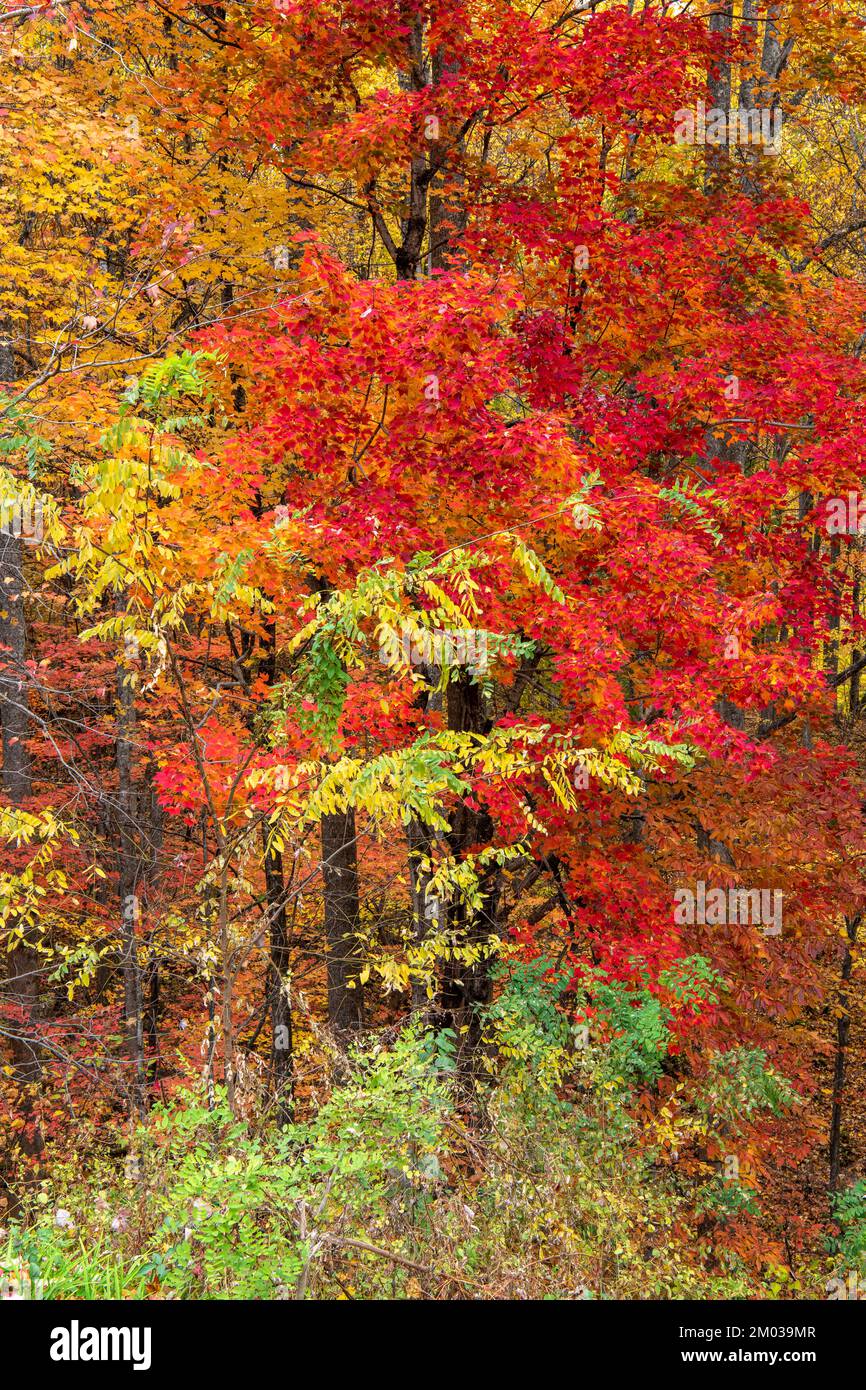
2,0 -> 866,1300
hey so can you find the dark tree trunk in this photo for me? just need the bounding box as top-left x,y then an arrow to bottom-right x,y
407,811 -> 437,1009
704,2 -> 734,191
428,45 -> 466,273
321,808 -> 364,1037
262,829 -> 294,1121
394,15 -> 431,282
253,616 -> 295,1113
116,649 -> 146,1121
829,915 -> 860,1190
439,672 -> 500,1065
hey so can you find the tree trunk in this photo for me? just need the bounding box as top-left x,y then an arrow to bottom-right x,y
704,2 -> 734,191
829,914 -> 860,1190
428,43 -> 466,273
439,672 -> 500,1065
407,812 -> 437,1009
321,809 -> 364,1037
262,829 -> 294,1121
252,615 -> 295,1114
116,648 -> 146,1121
